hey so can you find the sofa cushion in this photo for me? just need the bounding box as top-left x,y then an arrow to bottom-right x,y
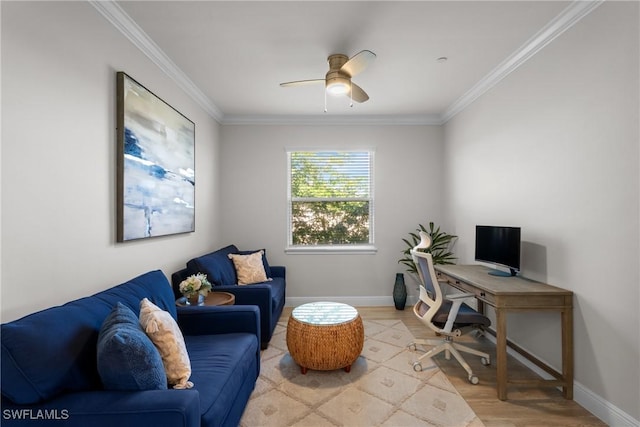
97,302 -> 167,391
228,251 -> 271,285
187,245 -> 239,286
139,298 -> 193,389
185,333 -> 259,427
0,270 -> 175,405
233,249 -> 272,278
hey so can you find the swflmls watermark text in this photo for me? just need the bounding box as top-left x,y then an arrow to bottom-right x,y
3,409 -> 69,420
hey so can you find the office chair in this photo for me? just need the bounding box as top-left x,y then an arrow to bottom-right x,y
408,231 -> 491,384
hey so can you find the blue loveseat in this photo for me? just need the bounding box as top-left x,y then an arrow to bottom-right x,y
172,245 -> 286,349
1,270 -> 260,427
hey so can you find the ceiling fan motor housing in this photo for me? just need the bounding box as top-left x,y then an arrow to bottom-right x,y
326,54 -> 351,95
327,54 -> 349,71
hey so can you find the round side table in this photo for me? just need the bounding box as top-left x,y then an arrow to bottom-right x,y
176,291 -> 235,307
286,301 -> 364,374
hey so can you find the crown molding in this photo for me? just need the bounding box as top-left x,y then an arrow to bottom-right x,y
441,0 -> 604,124
91,0 -> 602,127
221,113 -> 443,126
88,0 -> 224,122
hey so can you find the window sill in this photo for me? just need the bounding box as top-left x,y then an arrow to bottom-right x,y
285,245 -> 378,255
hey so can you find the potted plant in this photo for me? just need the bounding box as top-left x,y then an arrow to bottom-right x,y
398,222 -> 457,276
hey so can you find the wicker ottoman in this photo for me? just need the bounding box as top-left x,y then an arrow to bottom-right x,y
286,302 -> 364,374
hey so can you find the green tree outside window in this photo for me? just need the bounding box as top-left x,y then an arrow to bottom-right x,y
289,151 -> 373,246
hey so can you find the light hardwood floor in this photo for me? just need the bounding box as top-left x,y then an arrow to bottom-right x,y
280,306 -> 605,427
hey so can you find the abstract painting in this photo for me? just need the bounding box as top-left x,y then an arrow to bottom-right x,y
116,72 -> 195,242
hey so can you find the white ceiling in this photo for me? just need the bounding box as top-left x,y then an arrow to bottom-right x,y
106,1 -> 596,123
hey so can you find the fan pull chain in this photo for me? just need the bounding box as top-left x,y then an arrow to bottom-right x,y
324,88 -> 327,113
350,86 -> 353,108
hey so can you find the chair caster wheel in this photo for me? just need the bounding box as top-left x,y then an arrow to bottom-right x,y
481,357 -> 491,366
413,362 -> 423,372
468,375 -> 479,385
408,343 -> 417,351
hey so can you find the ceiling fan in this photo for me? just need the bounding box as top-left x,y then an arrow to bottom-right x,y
280,50 -> 376,105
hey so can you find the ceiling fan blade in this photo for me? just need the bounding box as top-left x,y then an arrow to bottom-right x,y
350,83 -> 369,103
341,50 -> 376,77
280,79 -> 324,87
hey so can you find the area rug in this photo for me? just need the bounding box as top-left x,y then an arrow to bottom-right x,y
240,318 -> 484,427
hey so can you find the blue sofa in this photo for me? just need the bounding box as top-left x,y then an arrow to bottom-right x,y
1,270 -> 260,427
172,245 -> 286,349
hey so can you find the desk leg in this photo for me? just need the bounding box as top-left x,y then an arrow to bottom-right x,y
496,308 -> 508,400
562,307 -> 574,399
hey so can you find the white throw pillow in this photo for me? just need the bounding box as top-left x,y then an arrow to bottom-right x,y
139,298 -> 193,389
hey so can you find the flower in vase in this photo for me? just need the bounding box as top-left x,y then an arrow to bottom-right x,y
179,273 -> 212,298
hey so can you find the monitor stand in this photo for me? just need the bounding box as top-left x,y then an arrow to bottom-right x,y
488,268 -> 517,277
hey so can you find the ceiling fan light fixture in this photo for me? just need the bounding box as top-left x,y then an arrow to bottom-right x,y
326,76 -> 350,96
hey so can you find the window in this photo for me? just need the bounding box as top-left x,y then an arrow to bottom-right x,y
287,150 -> 375,253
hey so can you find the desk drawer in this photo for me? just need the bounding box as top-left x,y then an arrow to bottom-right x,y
437,271 -> 495,305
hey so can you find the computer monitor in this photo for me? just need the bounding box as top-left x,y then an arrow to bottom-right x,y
475,225 -> 521,276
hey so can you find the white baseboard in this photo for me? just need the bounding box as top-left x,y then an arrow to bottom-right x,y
285,296 -> 638,426
483,334 -> 639,427
574,381 -> 639,427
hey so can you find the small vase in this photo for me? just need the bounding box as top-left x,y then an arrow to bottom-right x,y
186,294 -> 200,306
393,273 -> 407,310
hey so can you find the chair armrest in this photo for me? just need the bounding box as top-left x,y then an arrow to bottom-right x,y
1,390 -> 200,427
177,305 -> 261,339
209,285 -> 273,339
442,293 -> 475,333
270,266 -> 286,278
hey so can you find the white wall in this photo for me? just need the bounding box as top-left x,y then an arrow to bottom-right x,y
3,1 -> 638,423
443,2 -> 639,422
220,124 -> 444,303
1,2 -> 222,322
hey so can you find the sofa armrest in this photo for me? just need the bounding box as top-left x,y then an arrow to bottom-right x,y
270,266 -> 286,279
177,305 -> 261,339
1,390 -> 200,427
209,283 -> 272,342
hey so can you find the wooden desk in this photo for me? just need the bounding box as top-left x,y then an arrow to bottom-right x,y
434,264 -> 573,401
